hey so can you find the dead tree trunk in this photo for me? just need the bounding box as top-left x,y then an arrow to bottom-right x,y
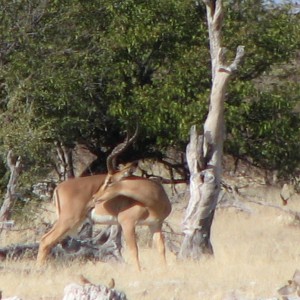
0,150 -> 22,222
55,142 -> 75,181
179,0 -> 244,259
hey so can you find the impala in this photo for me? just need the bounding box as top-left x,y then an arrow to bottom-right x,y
37,130 -> 171,271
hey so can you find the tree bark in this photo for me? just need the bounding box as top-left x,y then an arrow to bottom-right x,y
55,142 -> 75,181
0,150 -> 22,222
179,0 -> 244,259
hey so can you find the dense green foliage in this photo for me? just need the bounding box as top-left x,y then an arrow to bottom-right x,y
0,0 -> 299,190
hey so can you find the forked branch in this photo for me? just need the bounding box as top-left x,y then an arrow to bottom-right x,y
219,46 -> 245,74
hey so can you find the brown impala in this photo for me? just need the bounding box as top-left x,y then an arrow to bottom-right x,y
37,130 -> 172,271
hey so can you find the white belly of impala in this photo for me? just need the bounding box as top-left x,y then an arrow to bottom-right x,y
91,209 -> 118,225
90,209 -> 160,227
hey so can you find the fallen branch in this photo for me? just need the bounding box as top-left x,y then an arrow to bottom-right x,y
220,181 -> 300,221
0,225 -> 124,263
0,220 -> 15,230
163,221 -> 183,256
246,198 -> 300,221
217,189 -> 253,214
0,243 -> 39,261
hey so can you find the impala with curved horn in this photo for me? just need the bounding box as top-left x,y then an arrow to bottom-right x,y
37,128 -> 171,271
101,126 -> 139,190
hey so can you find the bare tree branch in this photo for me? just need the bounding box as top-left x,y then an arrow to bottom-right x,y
0,150 -> 22,222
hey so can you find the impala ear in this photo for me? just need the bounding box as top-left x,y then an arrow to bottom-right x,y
126,160 -> 139,175
119,161 -> 139,178
97,161 -> 139,198
103,161 -> 138,188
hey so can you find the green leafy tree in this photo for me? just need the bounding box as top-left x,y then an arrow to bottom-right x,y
226,80 -> 300,176
223,1 -> 300,176
0,0 -> 299,190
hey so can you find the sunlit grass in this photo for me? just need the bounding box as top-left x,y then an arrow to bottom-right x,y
0,188 -> 299,300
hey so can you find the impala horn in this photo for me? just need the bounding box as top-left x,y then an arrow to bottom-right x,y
106,125 -> 139,175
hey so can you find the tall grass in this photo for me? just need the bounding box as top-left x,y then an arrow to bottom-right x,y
0,188 -> 299,300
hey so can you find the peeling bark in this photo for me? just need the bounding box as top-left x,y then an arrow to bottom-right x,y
179,0 -> 244,259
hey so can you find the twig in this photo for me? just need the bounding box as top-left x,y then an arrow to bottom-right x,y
221,181 -> 300,221
246,198 -> 300,220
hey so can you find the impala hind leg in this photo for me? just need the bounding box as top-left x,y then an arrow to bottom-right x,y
150,224 -> 167,266
37,218 -> 80,266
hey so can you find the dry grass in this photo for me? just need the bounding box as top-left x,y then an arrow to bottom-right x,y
1,187 -> 300,300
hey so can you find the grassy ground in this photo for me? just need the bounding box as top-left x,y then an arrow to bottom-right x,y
0,185 -> 299,300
